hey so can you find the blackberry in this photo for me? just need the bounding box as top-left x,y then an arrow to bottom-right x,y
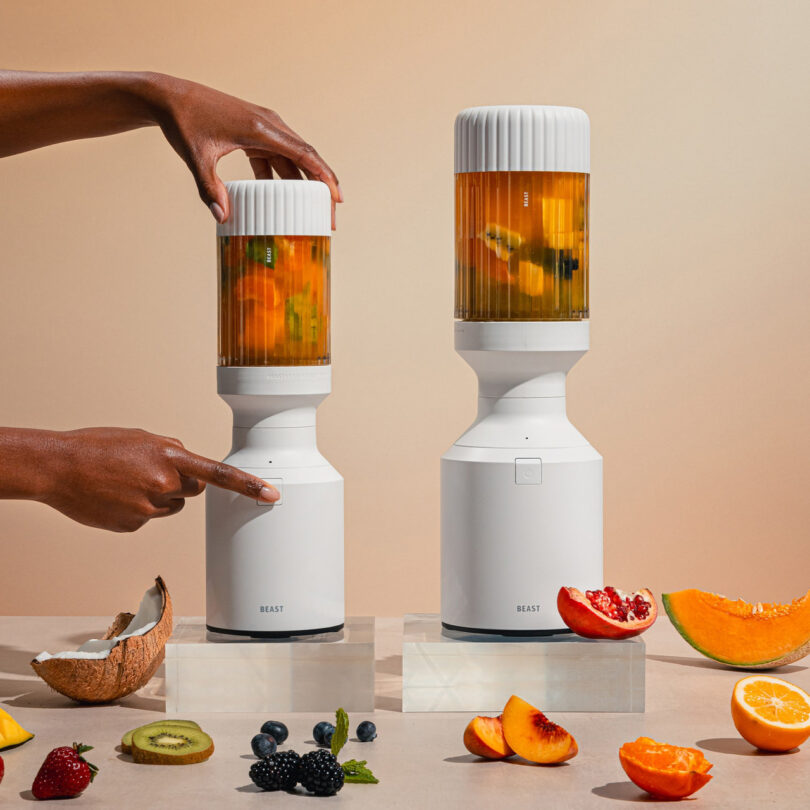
249,750 -> 301,791
297,749 -> 345,796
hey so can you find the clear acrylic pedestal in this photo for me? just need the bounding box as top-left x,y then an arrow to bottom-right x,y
164,617 -> 375,713
402,614 -> 644,713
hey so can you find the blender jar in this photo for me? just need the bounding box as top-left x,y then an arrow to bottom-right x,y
217,181 -> 330,366
454,107 -> 590,321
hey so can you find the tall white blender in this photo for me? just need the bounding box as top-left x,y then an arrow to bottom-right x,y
206,180 -> 344,638
441,106 -> 603,635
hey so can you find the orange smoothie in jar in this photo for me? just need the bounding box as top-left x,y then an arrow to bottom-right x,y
218,234 -> 330,366
455,170 -> 589,321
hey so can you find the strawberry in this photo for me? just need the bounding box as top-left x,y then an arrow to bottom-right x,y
31,743 -> 98,800
0,753 -> 4,784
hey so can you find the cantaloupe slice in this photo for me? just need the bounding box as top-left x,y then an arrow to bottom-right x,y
663,589 -> 810,668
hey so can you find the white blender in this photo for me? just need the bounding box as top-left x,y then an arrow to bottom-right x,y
206,180 -> 344,638
441,106 -> 603,635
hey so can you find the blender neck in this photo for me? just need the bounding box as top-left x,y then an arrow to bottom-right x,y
221,394 -> 323,456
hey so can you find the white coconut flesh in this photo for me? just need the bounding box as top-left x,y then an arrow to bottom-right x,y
35,583 -> 163,662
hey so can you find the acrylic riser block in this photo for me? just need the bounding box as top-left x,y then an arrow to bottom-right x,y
402,614 -> 644,713
164,617 -> 375,713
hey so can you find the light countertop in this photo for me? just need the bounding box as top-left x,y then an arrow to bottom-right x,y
1,616 -> 807,808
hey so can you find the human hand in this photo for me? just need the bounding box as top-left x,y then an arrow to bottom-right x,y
41,427 -> 278,533
148,74 -> 343,228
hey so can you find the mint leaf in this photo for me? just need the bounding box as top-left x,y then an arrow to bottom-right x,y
342,759 -> 379,784
331,708 -> 349,756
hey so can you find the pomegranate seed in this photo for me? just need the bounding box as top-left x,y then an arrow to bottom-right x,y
586,588 -> 651,623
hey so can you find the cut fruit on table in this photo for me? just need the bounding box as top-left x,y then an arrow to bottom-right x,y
463,715 -> 514,760
619,737 -> 713,800
501,695 -> 578,764
731,675 -> 810,752
0,706 -> 34,751
31,576 -> 173,703
130,723 -> 214,765
121,720 -> 200,755
663,588 -> 810,668
557,586 -> 657,639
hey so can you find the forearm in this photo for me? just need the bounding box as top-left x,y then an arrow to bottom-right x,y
0,427 -> 60,501
0,70 -> 169,158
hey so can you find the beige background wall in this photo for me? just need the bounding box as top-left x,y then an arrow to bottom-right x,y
0,0 -> 808,617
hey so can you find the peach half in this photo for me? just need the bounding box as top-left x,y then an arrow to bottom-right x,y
463,714 -> 514,760
502,695 -> 578,764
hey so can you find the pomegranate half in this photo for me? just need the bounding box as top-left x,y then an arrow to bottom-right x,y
557,586 -> 657,639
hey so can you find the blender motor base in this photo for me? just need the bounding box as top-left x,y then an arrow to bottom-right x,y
206,622 -> 345,640
441,621 -> 572,638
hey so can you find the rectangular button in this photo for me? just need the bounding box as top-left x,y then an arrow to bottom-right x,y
515,458 -> 542,485
257,478 -> 284,506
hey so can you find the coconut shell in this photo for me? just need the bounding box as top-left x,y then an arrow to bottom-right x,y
31,576 -> 173,704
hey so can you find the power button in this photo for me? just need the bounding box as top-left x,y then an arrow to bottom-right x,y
515,458 -> 542,485
257,478 -> 284,506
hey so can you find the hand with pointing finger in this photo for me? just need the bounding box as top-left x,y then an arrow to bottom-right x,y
37,427 -> 278,533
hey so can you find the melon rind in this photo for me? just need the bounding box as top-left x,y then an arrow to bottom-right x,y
662,590 -> 810,669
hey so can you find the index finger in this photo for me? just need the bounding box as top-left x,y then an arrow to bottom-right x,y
171,448 -> 279,502
269,131 -> 342,208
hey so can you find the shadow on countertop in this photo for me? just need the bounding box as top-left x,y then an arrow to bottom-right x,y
591,781 -> 659,802
697,737 -> 799,757
647,654 -> 807,674
1,676 -> 162,712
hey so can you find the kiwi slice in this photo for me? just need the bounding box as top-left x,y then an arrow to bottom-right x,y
131,723 -> 214,765
121,720 -> 200,755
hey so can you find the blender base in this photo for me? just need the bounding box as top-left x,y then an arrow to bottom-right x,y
205,622 -> 344,639
441,621 -> 572,637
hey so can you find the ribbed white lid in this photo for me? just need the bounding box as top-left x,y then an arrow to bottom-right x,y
455,105 -> 589,174
217,180 -> 331,237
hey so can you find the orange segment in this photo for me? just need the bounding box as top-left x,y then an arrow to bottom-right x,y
731,675 -> 810,752
619,738 -> 712,800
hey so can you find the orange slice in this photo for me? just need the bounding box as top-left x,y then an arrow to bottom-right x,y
619,737 -> 712,799
731,675 -> 810,752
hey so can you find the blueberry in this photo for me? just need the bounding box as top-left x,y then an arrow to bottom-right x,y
260,720 -> 289,744
313,721 -> 334,746
356,721 -> 377,742
323,726 -> 334,747
251,733 -> 278,758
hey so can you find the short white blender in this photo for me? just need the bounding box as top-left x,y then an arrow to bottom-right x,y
206,180 -> 344,638
442,106 -> 603,635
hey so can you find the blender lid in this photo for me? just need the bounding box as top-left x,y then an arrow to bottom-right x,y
455,105 -> 589,174
217,179 -> 331,237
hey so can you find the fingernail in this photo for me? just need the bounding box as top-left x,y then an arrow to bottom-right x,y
210,202 -> 225,223
337,184 -> 344,202
259,486 -> 279,503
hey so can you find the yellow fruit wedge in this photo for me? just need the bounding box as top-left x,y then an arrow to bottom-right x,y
731,675 -> 810,752
0,706 -> 34,750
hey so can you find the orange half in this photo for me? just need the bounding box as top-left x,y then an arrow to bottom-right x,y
731,675 -> 810,752
619,737 -> 712,799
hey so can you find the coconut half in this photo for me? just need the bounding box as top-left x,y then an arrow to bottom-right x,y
31,576 -> 173,703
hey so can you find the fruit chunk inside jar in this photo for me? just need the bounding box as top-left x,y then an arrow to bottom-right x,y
586,587 -> 651,622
